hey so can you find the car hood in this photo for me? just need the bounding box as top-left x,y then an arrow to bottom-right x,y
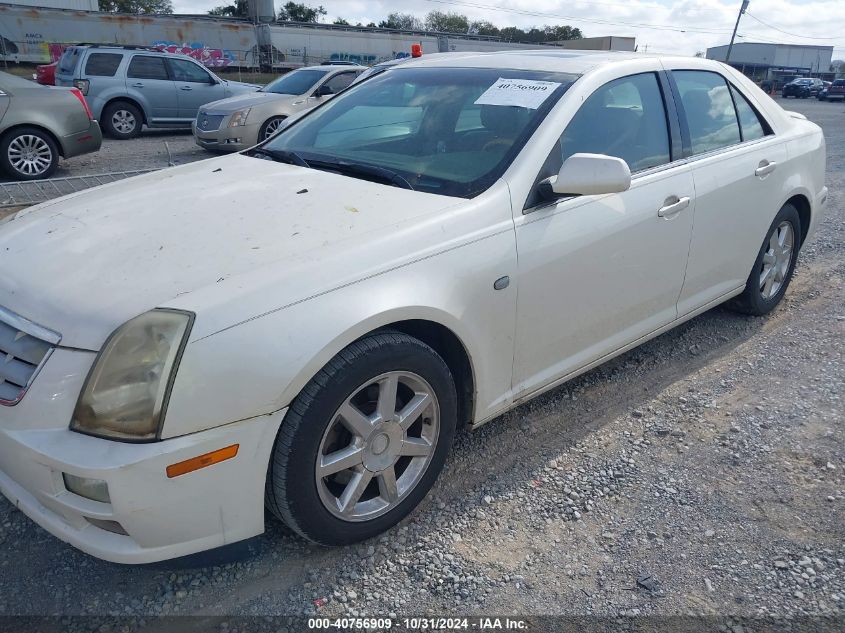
223,79 -> 261,93
203,90 -> 299,112
0,155 -> 460,350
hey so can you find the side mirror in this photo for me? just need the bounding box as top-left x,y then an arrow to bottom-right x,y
315,84 -> 334,97
540,153 -> 631,199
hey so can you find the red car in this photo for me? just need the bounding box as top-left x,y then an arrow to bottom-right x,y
827,79 -> 845,102
35,61 -> 57,85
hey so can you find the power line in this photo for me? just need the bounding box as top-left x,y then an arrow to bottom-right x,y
744,12 -> 840,40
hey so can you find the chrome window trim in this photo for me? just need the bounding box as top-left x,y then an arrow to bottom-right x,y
0,305 -> 62,345
522,135 -> 776,216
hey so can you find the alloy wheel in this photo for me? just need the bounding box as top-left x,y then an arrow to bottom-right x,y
759,220 -> 794,300
315,371 -> 440,522
112,109 -> 137,135
7,134 -> 53,177
263,118 -> 284,139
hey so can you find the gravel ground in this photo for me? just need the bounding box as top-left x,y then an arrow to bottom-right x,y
0,96 -> 843,626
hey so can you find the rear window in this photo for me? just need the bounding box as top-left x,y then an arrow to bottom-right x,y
57,47 -> 81,75
127,55 -> 169,80
84,53 -> 122,77
833,80 -> 845,86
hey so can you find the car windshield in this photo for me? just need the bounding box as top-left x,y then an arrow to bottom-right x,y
258,67 -> 578,198
261,69 -> 330,95
0,70 -> 45,91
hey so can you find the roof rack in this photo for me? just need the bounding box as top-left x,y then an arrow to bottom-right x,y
72,43 -> 162,52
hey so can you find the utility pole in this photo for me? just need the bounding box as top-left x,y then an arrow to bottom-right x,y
725,0 -> 749,64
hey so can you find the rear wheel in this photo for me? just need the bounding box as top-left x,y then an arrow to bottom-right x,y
102,101 -> 142,139
727,203 -> 801,316
266,331 -> 457,545
0,127 -> 59,180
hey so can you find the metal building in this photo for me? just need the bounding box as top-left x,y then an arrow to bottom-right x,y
706,42 -> 834,82
9,0 -> 98,9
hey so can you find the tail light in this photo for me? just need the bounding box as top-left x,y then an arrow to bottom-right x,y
73,78 -> 89,95
70,88 -> 93,120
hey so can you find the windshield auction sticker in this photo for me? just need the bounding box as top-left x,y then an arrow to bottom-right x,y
474,78 -> 562,109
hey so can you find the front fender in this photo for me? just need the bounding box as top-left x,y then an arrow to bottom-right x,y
161,222 -> 518,439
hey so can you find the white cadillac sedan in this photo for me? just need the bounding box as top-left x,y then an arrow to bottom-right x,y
0,51 -> 827,563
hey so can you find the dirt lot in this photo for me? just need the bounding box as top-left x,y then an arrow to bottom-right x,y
0,97 -> 843,627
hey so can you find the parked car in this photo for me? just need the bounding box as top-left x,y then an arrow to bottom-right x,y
192,65 -> 364,152
0,71 -> 101,180
781,77 -> 824,98
0,52 -> 826,563
35,61 -> 57,86
54,44 -> 259,139
822,79 -> 845,101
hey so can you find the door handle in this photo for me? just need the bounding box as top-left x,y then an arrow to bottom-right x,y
180,86 -> 193,91
131,82 -> 144,88
657,196 -> 690,218
755,160 -> 777,177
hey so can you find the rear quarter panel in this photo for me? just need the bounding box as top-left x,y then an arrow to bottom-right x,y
1,88 -> 90,154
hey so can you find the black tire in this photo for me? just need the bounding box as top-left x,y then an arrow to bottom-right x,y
0,127 -> 60,181
727,203 -> 801,316
266,330 -> 458,545
101,101 -> 142,139
258,116 -> 287,142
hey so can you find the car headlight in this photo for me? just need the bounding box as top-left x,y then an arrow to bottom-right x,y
71,309 -> 194,441
228,108 -> 251,127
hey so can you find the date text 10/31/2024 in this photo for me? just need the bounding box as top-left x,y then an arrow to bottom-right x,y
308,618 -> 529,630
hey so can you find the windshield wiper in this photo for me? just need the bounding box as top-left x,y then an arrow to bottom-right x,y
308,159 -> 415,190
250,148 -> 310,168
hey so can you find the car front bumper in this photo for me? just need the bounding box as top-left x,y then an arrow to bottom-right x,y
60,120 -> 103,159
0,348 -> 285,564
192,120 -> 260,153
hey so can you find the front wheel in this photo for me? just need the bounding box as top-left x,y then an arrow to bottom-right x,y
266,331 -> 457,545
727,203 -> 801,316
259,116 -> 287,141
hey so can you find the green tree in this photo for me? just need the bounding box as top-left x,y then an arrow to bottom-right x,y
333,17 -> 350,25
379,12 -> 423,30
469,20 -> 499,36
277,2 -> 326,22
208,0 -> 248,17
424,10 -> 469,33
99,0 -> 173,13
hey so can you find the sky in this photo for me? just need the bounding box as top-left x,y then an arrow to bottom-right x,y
170,0 -> 845,59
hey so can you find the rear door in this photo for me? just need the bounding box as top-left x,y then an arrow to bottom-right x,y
168,57 -> 226,119
669,69 -> 789,315
125,54 -> 178,121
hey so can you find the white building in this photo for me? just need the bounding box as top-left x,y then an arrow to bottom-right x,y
706,42 -> 834,81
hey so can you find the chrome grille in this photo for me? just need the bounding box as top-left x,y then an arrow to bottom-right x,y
196,112 -> 225,132
0,307 -> 60,406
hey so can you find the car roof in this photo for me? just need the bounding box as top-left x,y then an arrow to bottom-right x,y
402,49 -> 737,75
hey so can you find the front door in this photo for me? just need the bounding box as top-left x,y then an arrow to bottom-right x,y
168,58 -> 226,120
512,72 -> 695,398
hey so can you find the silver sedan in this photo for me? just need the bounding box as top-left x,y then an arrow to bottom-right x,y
0,71 -> 102,180
192,65 -> 364,152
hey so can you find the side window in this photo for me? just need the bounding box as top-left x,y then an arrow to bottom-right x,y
323,72 -> 356,94
84,53 -> 121,77
673,70 -> 741,155
559,72 -> 671,172
169,58 -> 212,84
729,84 -> 767,142
127,55 -> 169,81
